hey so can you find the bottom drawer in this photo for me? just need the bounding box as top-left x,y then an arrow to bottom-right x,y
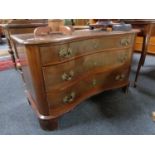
46,67 -> 129,108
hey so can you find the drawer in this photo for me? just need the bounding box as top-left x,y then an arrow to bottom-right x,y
46,67 -> 129,108
43,48 -> 132,92
69,34 -> 134,55
40,34 -> 134,66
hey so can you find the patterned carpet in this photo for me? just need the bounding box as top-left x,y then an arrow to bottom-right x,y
0,38 -> 14,71
0,59 -> 14,71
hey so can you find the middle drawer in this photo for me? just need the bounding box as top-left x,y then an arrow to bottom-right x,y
42,49 -> 132,92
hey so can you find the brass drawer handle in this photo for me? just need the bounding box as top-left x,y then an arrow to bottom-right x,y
115,74 -> 126,81
92,79 -> 97,87
62,70 -> 74,81
118,54 -> 128,63
59,47 -> 72,58
93,61 -> 98,66
120,39 -> 130,46
63,92 -> 76,103
93,42 -> 99,49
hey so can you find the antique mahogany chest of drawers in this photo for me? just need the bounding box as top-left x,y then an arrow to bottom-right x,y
11,29 -> 138,130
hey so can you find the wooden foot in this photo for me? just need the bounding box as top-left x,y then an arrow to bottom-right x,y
152,112 -> 155,121
39,118 -> 58,131
122,84 -> 129,94
133,82 -> 137,88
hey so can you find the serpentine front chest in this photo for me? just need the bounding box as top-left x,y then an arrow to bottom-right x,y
11,29 -> 137,130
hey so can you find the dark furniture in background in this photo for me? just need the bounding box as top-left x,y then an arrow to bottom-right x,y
1,19 -> 47,68
0,20 -> 4,43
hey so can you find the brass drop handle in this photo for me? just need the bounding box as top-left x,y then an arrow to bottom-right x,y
118,53 -> 128,63
115,74 -> 125,81
93,42 -> 99,49
59,47 -> 72,58
119,56 -> 126,63
120,39 -> 130,46
62,70 -> 74,81
93,61 -> 97,66
63,92 -> 76,103
92,79 -> 97,87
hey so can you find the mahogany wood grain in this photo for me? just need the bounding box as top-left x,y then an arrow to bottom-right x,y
25,45 -> 49,115
43,48 -> 132,92
46,66 -> 129,108
49,82 -> 129,118
39,34 -> 134,66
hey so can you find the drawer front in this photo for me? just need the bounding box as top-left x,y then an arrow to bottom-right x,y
69,34 -> 134,54
46,67 -> 129,108
43,48 -> 132,92
40,34 -> 134,65
40,44 -> 68,65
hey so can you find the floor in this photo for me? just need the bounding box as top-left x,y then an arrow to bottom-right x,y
0,50 -> 155,134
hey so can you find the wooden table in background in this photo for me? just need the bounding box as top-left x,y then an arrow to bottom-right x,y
123,20 -> 155,87
0,19 -> 47,69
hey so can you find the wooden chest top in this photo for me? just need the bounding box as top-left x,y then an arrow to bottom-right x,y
11,29 -> 139,45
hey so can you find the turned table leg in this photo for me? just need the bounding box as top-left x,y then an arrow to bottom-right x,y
134,51 -> 145,87
7,38 -> 16,69
134,34 -> 150,87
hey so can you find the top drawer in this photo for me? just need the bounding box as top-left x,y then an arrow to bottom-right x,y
40,34 -> 134,66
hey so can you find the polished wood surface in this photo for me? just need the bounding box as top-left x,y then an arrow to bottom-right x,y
12,29 -> 138,130
39,34 -> 134,66
43,48 -> 132,92
73,25 -> 90,30
73,19 -> 89,25
47,66 -> 129,108
135,37 -> 155,54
